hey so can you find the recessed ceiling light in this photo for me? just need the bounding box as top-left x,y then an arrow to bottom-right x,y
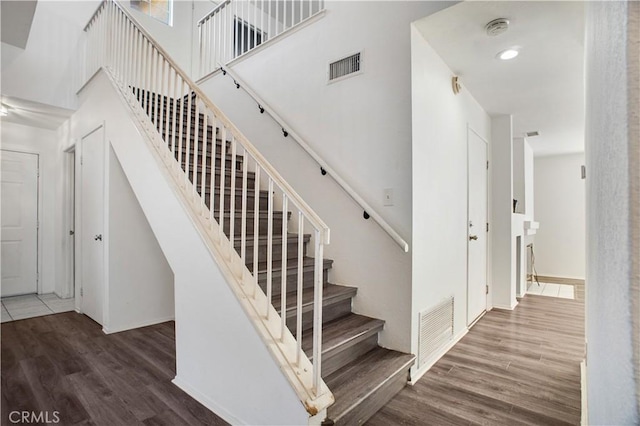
497,49 -> 519,60
0,105 -> 9,117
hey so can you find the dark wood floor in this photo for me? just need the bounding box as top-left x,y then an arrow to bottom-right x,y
367,294 -> 585,426
2,292 -> 584,426
1,312 -> 228,426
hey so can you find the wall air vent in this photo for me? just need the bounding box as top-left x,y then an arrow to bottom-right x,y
525,131 -> 540,137
418,297 -> 454,368
328,52 -> 362,83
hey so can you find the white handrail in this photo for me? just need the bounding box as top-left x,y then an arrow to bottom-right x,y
219,65 -> 410,253
82,0 -> 333,413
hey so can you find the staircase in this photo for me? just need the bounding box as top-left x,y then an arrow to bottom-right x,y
136,89 -> 415,425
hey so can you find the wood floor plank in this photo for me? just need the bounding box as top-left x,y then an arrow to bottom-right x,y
1,313 -> 228,426
367,294 -> 584,425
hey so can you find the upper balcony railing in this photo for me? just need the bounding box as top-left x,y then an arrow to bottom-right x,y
83,0 -> 333,414
198,0 -> 325,78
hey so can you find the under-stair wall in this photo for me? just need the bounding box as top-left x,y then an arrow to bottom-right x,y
72,70 -> 311,425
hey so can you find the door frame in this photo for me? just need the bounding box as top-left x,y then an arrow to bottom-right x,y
466,125 -> 489,326
63,143 -> 76,299
1,147 -> 42,295
77,123 -> 109,323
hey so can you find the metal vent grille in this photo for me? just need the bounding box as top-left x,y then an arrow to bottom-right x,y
418,297 -> 454,368
329,53 -> 361,81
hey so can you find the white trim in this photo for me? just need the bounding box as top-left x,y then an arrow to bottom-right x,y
409,328 -> 468,385
172,376 -> 246,425
466,125 -> 490,326
62,145 -> 76,299
78,123 -> 108,325
581,359 -> 588,425
492,300 -> 519,311
102,315 -> 176,334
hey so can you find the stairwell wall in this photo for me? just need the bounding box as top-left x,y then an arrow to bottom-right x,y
197,0 -> 454,354
410,25 -> 491,379
70,70 -> 310,425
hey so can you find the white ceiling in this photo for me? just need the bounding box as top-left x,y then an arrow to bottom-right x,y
1,1 -> 38,49
414,1 -> 585,156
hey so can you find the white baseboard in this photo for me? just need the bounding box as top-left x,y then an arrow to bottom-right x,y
492,300 -> 519,311
102,315 -> 175,334
581,360 -> 588,425
409,328 -> 468,385
172,376 -> 244,425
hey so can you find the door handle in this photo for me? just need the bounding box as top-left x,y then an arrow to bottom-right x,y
94,234 -> 102,241
469,235 -> 478,241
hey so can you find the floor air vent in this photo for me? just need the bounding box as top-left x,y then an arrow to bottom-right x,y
329,52 -> 361,82
418,297 -> 454,368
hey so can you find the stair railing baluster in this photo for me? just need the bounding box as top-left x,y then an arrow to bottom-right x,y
313,231 -> 324,396
240,145 -> 248,266
266,178 -> 274,319
296,212 -> 304,365
229,136 -> 237,255
177,79 -> 185,181
185,89 -> 193,189
281,194 -> 288,341
193,97 -> 201,202
200,109 -> 209,215
252,162 -> 260,299
208,115 -> 217,229
218,125 -> 227,242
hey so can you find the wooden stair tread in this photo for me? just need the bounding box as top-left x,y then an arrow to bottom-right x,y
253,256 -> 333,274
272,284 -> 357,317
325,347 -> 415,422
235,232 -> 310,246
302,313 -> 384,357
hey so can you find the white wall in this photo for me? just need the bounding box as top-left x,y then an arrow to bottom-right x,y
1,1 -> 101,110
490,115 -> 516,310
533,153 -> 585,279
585,1 -> 639,423
1,122 -> 65,296
73,70 -> 310,425
410,25 -> 491,377
105,147 -> 175,333
198,0 -> 453,354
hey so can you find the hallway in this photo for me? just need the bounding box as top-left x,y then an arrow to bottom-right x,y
368,292 -> 584,425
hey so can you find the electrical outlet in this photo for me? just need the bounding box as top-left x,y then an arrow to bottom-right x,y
383,188 -> 394,206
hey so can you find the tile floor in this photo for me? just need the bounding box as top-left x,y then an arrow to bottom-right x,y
526,281 -> 575,299
1,293 -> 75,323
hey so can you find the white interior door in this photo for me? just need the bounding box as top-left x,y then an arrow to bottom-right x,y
81,128 -> 105,324
1,150 -> 39,297
467,129 -> 488,326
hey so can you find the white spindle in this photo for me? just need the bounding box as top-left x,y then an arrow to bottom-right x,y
266,178 -> 274,318
177,78 -> 185,177
312,232 -> 324,396
185,87 -> 193,188
218,126 -> 227,241
296,211 -> 304,365
253,163 -> 261,298
200,110 -> 209,214
193,97 -> 201,198
280,194 -> 288,341
229,136 -> 237,251
241,147 -> 248,265
209,115 -> 218,227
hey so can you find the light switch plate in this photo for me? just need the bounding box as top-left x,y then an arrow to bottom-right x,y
383,188 -> 394,206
